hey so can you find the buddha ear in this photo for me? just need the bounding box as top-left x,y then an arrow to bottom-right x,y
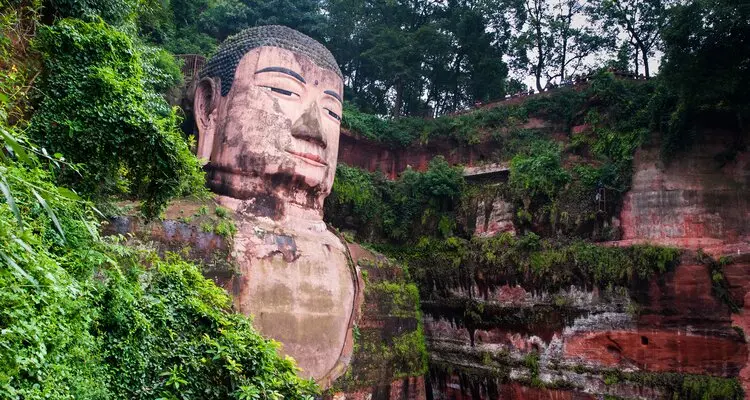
194,77 -> 221,160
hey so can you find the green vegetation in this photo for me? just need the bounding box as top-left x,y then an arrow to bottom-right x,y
342,87 -> 587,146
333,258 -> 427,391
330,74 -> 657,243
523,351 -> 542,388
0,126 -> 317,398
30,19 -> 205,219
656,0 -> 750,161
394,233 -> 680,296
697,250 -> 740,313
0,5 -> 314,397
325,156 -> 464,242
3,0 -> 749,396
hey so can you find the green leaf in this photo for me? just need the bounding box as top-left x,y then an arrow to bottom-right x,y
0,250 -> 38,287
0,175 -> 22,228
32,189 -> 66,242
0,128 -> 32,165
82,218 -> 98,240
57,186 -> 81,200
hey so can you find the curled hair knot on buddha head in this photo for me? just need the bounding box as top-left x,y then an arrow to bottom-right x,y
199,25 -> 343,96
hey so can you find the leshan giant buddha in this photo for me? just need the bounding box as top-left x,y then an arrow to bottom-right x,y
193,26 -> 358,386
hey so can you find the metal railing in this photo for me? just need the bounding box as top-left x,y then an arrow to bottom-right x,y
175,54 -> 206,82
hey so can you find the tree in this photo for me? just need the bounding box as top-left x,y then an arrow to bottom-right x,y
655,0 -> 750,156
323,0 -> 514,116
513,0 -> 608,92
588,0 -> 675,78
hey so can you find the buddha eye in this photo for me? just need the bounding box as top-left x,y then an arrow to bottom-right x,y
261,86 -> 299,98
325,108 -> 341,121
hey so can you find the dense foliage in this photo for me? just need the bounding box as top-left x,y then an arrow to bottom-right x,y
396,233 -> 680,296
30,19 -> 205,219
330,73 -> 655,242
342,86 -> 586,146
655,0 -> 750,159
0,127 -> 317,399
333,258 -> 427,391
325,157 -> 464,241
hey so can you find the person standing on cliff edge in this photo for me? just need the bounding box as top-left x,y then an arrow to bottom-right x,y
192,25 -> 359,388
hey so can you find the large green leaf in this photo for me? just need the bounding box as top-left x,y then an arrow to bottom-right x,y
32,188 -> 66,242
0,174 -> 22,228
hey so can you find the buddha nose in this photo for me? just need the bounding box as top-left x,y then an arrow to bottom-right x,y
291,101 -> 326,149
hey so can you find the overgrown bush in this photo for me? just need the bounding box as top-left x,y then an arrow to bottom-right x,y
390,233 -> 681,296
509,140 -> 570,206
0,122 -> 316,398
44,0 -> 138,24
342,83 -> 587,147
30,19 -> 205,218
325,157 -> 464,241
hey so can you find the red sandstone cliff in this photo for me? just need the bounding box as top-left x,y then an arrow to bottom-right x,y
408,129 -> 750,399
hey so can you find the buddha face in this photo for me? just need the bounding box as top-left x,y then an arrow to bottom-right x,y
195,46 -> 344,211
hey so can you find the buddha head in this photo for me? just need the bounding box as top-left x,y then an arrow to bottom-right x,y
194,26 -> 343,220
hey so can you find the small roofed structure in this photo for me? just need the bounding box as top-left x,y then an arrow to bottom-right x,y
463,162 -> 509,183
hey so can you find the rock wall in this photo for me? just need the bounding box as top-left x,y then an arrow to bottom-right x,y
337,130 -> 494,179
329,243 -> 428,400
423,258 -> 746,399
615,130 -> 750,255
420,131 -> 750,399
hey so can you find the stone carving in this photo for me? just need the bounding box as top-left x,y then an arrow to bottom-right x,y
193,25 -> 357,386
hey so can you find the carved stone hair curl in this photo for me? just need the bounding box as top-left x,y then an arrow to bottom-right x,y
199,25 -> 342,96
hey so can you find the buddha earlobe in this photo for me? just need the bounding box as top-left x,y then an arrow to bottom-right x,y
194,77 -> 220,161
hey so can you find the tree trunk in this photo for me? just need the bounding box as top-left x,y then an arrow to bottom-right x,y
641,45 -> 650,78
392,79 -> 403,117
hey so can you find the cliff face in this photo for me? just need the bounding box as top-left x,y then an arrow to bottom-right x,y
329,243 -> 427,400
411,130 -> 750,399
617,130 -> 750,254
337,129 -> 491,179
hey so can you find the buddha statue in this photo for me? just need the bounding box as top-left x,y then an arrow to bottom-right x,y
193,26 -> 357,386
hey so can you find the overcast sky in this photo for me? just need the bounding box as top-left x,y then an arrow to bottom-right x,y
514,12 -> 663,91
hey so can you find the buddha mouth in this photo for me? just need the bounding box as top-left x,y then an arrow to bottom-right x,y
286,150 -> 328,167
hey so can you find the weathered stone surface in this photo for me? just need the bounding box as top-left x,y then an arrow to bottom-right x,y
421,258 -> 747,398
429,372 -> 598,400
562,330 -> 746,376
635,262 -> 732,329
104,200 -> 236,288
230,214 -> 357,384
329,243 -> 426,398
474,195 -> 515,238
191,26 -> 360,387
614,131 -> 750,255
334,114 -> 750,398
332,377 -> 426,400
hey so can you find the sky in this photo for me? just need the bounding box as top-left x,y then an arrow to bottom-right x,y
514,9 -> 663,91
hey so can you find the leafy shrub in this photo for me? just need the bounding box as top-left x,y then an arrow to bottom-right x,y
325,157 -> 464,241
0,124 -> 317,399
509,140 -> 570,203
44,0 -> 138,24
31,19 -> 205,218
